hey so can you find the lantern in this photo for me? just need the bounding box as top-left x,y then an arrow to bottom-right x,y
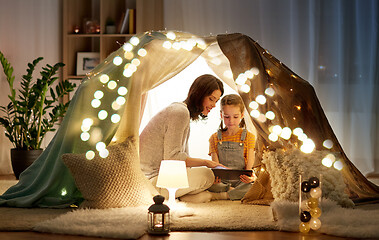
148,195 -> 170,235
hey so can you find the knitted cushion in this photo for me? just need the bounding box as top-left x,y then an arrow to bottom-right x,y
62,137 -> 154,209
261,148 -> 354,207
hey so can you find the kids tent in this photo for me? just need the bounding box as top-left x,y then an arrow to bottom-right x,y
0,31 -> 378,208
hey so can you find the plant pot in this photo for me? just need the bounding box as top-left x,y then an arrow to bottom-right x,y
10,148 -> 43,180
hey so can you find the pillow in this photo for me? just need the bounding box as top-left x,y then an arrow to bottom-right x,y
262,148 -> 354,207
62,136 -> 155,209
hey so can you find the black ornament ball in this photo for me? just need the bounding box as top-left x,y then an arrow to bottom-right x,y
300,211 -> 312,222
309,177 -> 320,188
301,181 -> 311,192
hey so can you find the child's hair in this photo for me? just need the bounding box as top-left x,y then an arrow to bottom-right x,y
220,94 -> 246,131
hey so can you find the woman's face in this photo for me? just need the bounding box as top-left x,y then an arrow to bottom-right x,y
202,89 -> 222,116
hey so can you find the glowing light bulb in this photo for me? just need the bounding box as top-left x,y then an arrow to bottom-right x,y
98,110 -> 108,120
123,68 -> 133,77
166,31 -> 176,40
81,125 -> 90,132
298,133 -> 308,142
293,127 -> 303,137
257,114 -> 267,122
333,160 -> 343,170
91,99 -> 101,108
163,41 -> 172,49
112,101 -> 121,110
116,96 -> 126,105
107,80 -> 117,90
268,133 -> 279,142
245,70 -> 254,79
250,109 -> 260,118
300,139 -> 315,153
124,51 -> 134,60
138,48 -> 147,57
99,148 -> 109,158
249,101 -> 259,110
130,36 -> 140,46
99,74 -> 109,84
272,125 -> 282,135
123,43 -> 133,52
323,139 -> 333,149
131,58 -> 140,66
113,56 -> 123,66
118,86 -> 128,96
280,127 -> 292,140
240,84 -> 250,93
94,90 -> 104,99
111,114 -> 121,123
265,111 -> 275,120
322,156 -> 333,167
256,95 -> 266,105
265,87 -> 275,96
251,67 -> 259,75
80,132 -> 90,141
86,150 -> 95,160
82,118 -> 93,127
96,142 -> 106,151
235,73 -> 247,85
61,188 -> 67,196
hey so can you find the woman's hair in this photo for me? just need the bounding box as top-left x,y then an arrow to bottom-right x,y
220,94 -> 246,131
184,74 -> 224,121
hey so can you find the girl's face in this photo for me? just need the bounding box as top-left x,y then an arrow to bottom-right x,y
221,105 -> 243,130
202,89 -> 222,116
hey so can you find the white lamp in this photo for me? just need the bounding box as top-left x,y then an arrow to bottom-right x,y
156,160 -> 189,205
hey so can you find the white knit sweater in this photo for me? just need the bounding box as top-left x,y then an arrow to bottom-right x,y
139,102 -> 190,179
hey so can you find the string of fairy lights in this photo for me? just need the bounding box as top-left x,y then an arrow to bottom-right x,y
77,31 -> 344,173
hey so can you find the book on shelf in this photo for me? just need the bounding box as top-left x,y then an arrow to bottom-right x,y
119,9 -> 130,34
128,9 -> 136,34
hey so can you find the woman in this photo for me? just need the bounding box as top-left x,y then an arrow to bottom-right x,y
139,74 -> 225,202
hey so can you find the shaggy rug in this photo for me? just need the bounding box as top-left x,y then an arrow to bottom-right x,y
1,180 -> 379,239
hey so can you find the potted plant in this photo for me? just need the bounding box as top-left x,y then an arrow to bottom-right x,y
0,51 -> 76,179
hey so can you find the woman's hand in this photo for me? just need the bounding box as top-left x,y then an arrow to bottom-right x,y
205,160 -> 227,169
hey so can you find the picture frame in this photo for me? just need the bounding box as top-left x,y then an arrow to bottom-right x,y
76,52 -> 100,75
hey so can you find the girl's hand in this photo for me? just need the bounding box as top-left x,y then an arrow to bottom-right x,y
240,173 -> 257,183
214,176 -> 221,184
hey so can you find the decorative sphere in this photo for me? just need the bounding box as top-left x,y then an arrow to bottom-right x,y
300,211 -> 312,222
309,177 -> 320,188
307,197 -> 319,209
309,218 -> 322,230
310,207 -> 322,218
301,181 -> 311,193
299,222 -> 310,233
310,187 -> 322,198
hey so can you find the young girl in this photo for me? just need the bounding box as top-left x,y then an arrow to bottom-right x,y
208,94 -> 256,200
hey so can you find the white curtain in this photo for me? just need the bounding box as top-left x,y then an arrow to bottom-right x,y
0,0 -> 61,174
163,0 -> 379,176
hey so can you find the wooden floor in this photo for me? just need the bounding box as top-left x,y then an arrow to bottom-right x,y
0,174 -> 368,240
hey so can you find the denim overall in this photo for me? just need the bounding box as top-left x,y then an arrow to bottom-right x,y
208,129 -> 252,200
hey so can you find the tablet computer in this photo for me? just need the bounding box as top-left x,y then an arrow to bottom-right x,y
211,168 -> 253,180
